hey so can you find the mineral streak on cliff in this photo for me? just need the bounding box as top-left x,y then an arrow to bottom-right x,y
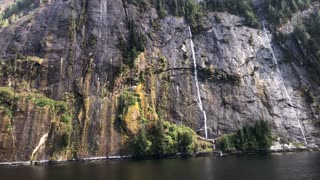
0,0 -> 319,162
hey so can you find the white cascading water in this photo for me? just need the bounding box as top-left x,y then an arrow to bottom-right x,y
176,85 -> 180,100
59,58 -> 64,96
188,26 -> 208,139
31,132 -> 49,159
262,22 -> 307,145
101,0 -> 107,56
60,58 -> 64,75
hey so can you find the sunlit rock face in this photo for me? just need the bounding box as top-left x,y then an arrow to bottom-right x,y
0,0 -> 319,162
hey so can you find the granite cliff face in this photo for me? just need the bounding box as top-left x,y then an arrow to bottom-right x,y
0,0 -> 319,162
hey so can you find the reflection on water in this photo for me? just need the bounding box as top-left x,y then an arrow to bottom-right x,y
0,152 -> 320,180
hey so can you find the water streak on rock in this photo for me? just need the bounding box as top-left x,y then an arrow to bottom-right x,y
262,22 -> 307,145
188,26 -> 208,139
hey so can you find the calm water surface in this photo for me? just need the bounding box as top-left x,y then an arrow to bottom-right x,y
1,152 -> 320,180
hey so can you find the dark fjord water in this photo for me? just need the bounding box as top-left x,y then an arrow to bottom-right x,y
1,152 -> 319,180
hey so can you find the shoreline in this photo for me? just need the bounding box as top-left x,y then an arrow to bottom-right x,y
0,155 -> 132,167
218,147 -> 320,156
0,148 -> 319,167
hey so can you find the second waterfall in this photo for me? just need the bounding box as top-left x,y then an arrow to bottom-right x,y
188,26 -> 208,139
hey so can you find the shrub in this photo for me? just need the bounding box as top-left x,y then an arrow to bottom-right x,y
129,120 -> 197,158
151,120 -> 196,156
61,133 -> 69,148
118,91 -> 140,121
0,87 -> 15,104
205,0 -> 259,28
127,0 -> 148,11
216,134 -> 236,151
0,0 -> 40,27
265,0 -> 312,25
293,12 -> 320,84
217,120 -> 273,152
152,0 -> 205,32
120,21 -> 145,68
61,113 -> 72,124
177,127 -> 195,154
129,128 -> 152,158
151,121 -> 178,156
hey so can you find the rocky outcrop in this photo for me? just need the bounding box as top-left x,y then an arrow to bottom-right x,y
0,0 -> 319,162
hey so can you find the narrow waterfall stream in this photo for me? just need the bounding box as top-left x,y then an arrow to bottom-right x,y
59,58 -> 64,96
99,0 -> 108,64
188,26 -> 208,139
31,132 -> 49,160
60,58 -> 64,76
262,22 -> 308,145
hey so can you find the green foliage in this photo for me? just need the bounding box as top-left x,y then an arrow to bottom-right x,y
150,18 -> 161,30
216,134 -> 236,151
127,0 -> 148,11
0,87 -> 72,122
199,68 -> 241,84
153,0 -> 205,33
293,12 -> 320,84
216,120 -> 273,152
119,91 -> 140,110
177,126 -> 195,154
28,94 -> 71,123
0,0 -> 38,27
61,133 -> 69,148
265,0 -> 312,25
302,88 -> 315,104
0,87 -> 17,117
205,0 -> 259,28
306,12 -> 320,60
61,113 -> 72,124
151,121 -> 177,156
151,121 -> 196,156
0,18 -> 9,27
0,87 -> 15,105
181,0 -> 205,33
29,95 -> 68,112
118,91 -> 141,122
309,11 -> 320,35
120,21 -> 145,68
129,128 -> 153,159
1,0 -> 35,19
129,120 -> 196,158
215,15 -> 222,23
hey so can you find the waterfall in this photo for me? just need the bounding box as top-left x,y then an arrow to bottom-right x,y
188,26 -> 208,139
262,22 -> 308,145
176,85 -> 180,100
60,58 -> 64,75
31,133 -> 49,160
59,58 -> 64,97
100,0 -> 107,50
98,0 -> 109,70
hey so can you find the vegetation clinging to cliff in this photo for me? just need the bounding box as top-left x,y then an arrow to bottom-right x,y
265,0 -> 312,25
205,0 -> 259,28
0,86 -> 72,123
293,11 -> 320,84
216,120 -> 273,152
119,21 -> 145,68
0,0 -> 44,27
118,89 -> 197,158
129,120 -> 196,159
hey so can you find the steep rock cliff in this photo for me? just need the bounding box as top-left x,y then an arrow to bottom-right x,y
0,0 -> 319,162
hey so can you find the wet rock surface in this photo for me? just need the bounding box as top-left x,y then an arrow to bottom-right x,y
0,0 -> 319,162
